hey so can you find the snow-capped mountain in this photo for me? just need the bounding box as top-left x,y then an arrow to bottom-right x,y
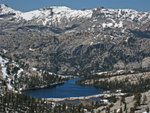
19,6 -> 92,25
91,8 -> 150,28
0,4 -> 21,16
0,4 -> 92,26
1,4 -> 149,27
0,4 -> 150,75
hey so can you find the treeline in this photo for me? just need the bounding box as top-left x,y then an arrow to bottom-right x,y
93,77 -> 150,94
79,68 -> 150,80
14,72 -> 68,90
0,92 -> 52,113
0,91 -> 106,113
77,72 -> 150,94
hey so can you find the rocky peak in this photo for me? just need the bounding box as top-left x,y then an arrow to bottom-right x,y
0,4 -> 21,15
0,5 -> 150,75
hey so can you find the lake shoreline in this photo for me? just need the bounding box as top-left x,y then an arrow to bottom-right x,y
21,76 -> 76,91
21,81 -> 65,92
45,92 -> 125,102
23,77 -> 103,99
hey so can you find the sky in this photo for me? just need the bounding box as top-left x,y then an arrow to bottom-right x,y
0,0 -> 150,12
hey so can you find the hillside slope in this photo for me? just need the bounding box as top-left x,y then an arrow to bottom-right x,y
0,4 -> 150,75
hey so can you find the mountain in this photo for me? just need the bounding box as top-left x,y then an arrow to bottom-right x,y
0,4 -> 150,75
0,4 -> 92,26
0,54 -> 68,92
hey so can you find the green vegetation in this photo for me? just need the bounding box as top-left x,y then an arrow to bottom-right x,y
142,95 -> 147,105
1,54 -> 68,91
0,91 -> 52,113
0,91 -> 108,113
106,96 -> 118,103
133,93 -> 142,106
77,70 -> 150,94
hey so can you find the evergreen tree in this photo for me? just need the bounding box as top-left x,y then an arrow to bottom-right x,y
130,107 -> 135,113
105,106 -> 110,113
124,102 -> 127,111
134,93 -> 141,106
120,96 -> 125,105
146,107 -> 149,113
119,108 -> 123,113
142,95 -> 147,105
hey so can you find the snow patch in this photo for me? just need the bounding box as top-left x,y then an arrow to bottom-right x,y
90,42 -> 93,45
125,37 -> 129,42
116,70 -> 124,73
32,67 -> 37,71
2,49 -> 7,54
96,71 -> 108,75
0,56 -> 8,79
102,23 -> 113,28
103,21 -> 123,28
149,14 -> 150,19
101,99 -> 108,103
7,83 -> 13,90
117,109 -> 120,113
114,21 -> 123,28
29,48 -> 35,51
17,68 -> 24,78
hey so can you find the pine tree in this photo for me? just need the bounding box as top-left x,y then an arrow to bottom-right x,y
105,106 -> 110,113
130,107 -> 135,113
119,108 -> 123,113
124,102 -> 127,111
146,107 -> 149,113
142,95 -> 147,105
134,93 -> 141,106
120,96 -> 125,105
114,109 -> 117,113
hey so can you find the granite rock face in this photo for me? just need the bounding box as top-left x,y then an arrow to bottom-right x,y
0,4 -> 150,75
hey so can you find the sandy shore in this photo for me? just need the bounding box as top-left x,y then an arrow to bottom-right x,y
46,93 -> 124,102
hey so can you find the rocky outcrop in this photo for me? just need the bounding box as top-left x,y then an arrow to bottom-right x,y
0,4 -> 150,75
0,54 -> 68,92
142,57 -> 150,68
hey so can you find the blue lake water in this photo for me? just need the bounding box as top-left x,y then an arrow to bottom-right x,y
23,78 -> 102,98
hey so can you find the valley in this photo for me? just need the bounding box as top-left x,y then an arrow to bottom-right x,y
0,3 -> 150,113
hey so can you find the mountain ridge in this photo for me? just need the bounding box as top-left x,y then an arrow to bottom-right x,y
0,4 -> 150,75
1,4 -> 150,26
